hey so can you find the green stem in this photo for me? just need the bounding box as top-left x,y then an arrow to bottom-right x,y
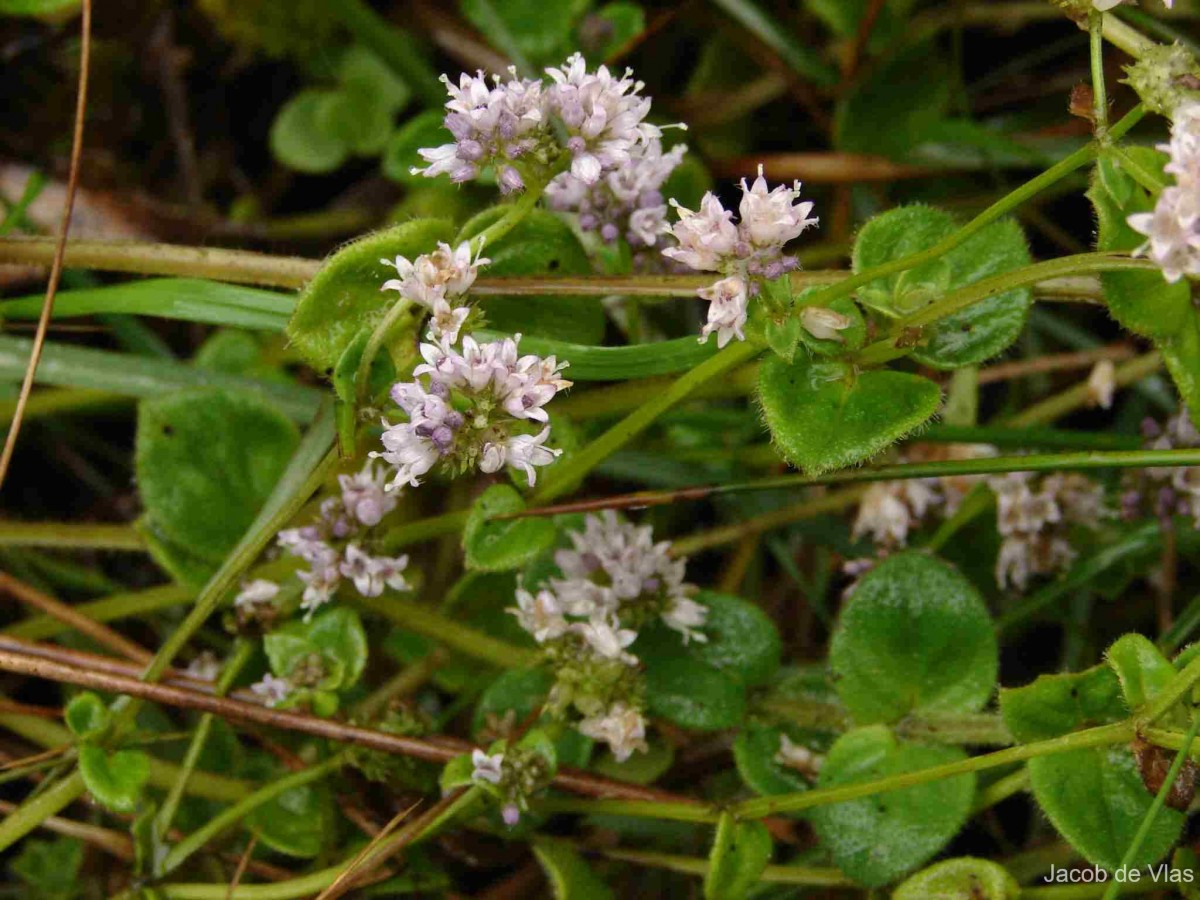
379,509 -> 470,553
330,0 -> 444,106
1103,710 -> 1200,900
153,639 -> 254,853
0,521 -> 145,551
159,753 -> 347,876
0,770 -> 85,854
734,722 -> 1133,820
535,340 -> 761,502
5,583 -> 191,641
1108,145 -> 1169,193
354,594 -> 536,668
1101,13 -> 1158,60
857,253 -> 1158,365
599,846 -> 853,887
971,768 -> 1030,814
1004,352 -> 1162,427
1142,654 -> 1200,726
1090,10 -> 1110,141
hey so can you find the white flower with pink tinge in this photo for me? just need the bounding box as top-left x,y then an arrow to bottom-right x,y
470,748 -> 505,785
577,703 -> 649,762
1129,102 -> 1200,283
250,673 -> 291,708
338,460 -> 397,527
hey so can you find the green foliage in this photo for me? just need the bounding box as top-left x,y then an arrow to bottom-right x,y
287,218 -> 455,372
264,606 -> 369,714
590,737 -> 674,784
851,205 -> 1033,367
245,780 -> 327,857
809,726 -> 975,887
0,0 -> 79,15
758,355 -> 941,474
135,388 -> 300,581
473,668 -> 593,766
464,484 -> 559,570
644,655 -> 745,730
458,207 -> 605,344
829,552 -> 998,724
8,838 -> 83,900
704,817 -> 772,900
533,838 -> 616,900
1107,633 -> 1176,711
1000,665 -> 1185,869
79,745 -> 150,814
676,591 -> 780,686
732,724 -> 812,800
461,0 -> 589,65
64,691 -> 110,742
893,857 -> 1019,899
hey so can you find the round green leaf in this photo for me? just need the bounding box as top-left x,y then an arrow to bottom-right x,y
317,87 -> 394,157
383,110 -> 455,185
264,606 -> 369,691
135,388 -> 300,565
532,838 -> 615,900
686,591 -> 781,686
644,656 -> 746,731
78,746 -> 150,814
1090,148 -> 1191,340
243,755 -> 328,858
269,89 -> 349,174
731,724 -> 811,800
893,857 -> 1019,899
65,692 -> 110,742
460,0 -> 588,63
458,207 -> 605,344
704,818 -> 772,900
590,737 -> 674,784
287,217 -> 455,372
338,45 -> 410,112
809,726 -> 974,888
829,551 -> 997,724
758,356 -> 941,475
1107,633 -> 1176,712
464,484 -> 558,572
852,205 -> 956,314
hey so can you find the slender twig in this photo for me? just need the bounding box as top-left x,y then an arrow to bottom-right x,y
0,571 -> 151,664
0,0 -> 92,489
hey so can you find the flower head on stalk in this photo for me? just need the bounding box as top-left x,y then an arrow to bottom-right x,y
1128,101 -> 1200,283
662,165 -> 819,346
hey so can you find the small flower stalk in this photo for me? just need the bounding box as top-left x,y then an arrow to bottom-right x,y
662,166 -> 819,347
507,512 -> 705,761
373,245 -> 571,490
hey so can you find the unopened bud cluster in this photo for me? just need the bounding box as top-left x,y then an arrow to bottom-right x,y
508,512 -> 707,761
1121,410 -> 1200,525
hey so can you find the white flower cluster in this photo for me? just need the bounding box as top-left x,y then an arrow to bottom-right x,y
1123,410 -> 1200,525
469,749 -> 522,826
1129,102 -> 1200,283
851,444 -> 993,549
662,166 -> 819,347
990,472 -> 1107,591
1092,0 -> 1172,10
546,139 -> 686,254
507,512 -> 705,762
242,459 -> 409,622
414,53 -> 672,192
373,244 -> 571,490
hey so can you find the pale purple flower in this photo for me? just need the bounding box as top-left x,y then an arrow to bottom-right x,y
471,748 -> 505,785
509,585 -> 570,643
503,426 -> 563,487
251,673 -> 291,708
338,543 -> 410,597
662,194 -> 739,272
297,562 -> 341,618
577,703 -> 648,762
1129,102 -> 1200,282
501,803 -> 522,826
737,167 -> 818,248
697,276 -> 749,348
573,613 -> 638,665
662,597 -> 709,645
234,579 -> 280,613
381,241 -> 489,308
338,461 -> 397,527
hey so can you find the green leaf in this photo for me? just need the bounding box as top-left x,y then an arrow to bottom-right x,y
0,0 -> 79,16
338,45 -> 411,112
318,87 -> 394,157
809,726 -> 974,887
78,745 -> 150,814
758,356 -> 941,475
474,330 -> 719,382
829,552 -> 998,724
1090,148 -> 1190,341
461,0 -> 588,63
459,208 -> 605,345
581,3 -> 645,58
472,668 -> 591,767
440,753 -> 477,793
383,110 -> 454,185
64,692 -> 110,742
0,279 -> 293,332
287,217 -> 455,372
732,724 -> 812,800
797,295 -> 866,358
1000,666 -> 1184,869
332,326 -> 397,406
532,837 -> 616,900
704,817 -> 772,900
709,0 -> 837,85
270,89 -> 350,174
243,754 -> 328,858
1107,633 -> 1177,712
590,737 -> 673,784
464,485 -> 558,572
644,656 -> 746,730
893,857 -> 1020,899
136,389 -> 300,570
264,606 -> 370,692
684,591 -> 781,687
1162,313 -> 1200,428
9,838 -> 83,900
851,205 -> 1032,367
0,334 -> 320,423
194,330 -> 269,376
